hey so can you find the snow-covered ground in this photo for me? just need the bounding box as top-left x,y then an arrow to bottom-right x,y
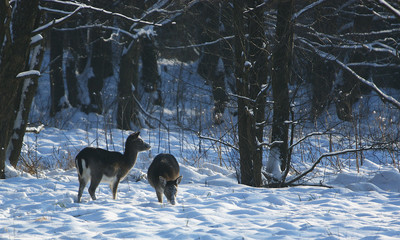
1,126 -> 400,239
2,55 -> 400,239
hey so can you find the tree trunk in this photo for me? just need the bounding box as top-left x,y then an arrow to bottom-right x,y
8,40 -> 45,167
0,0 -> 40,178
211,71 -> 227,124
87,29 -> 111,114
335,4 -> 373,121
197,2 -> 228,124
234,0 -> 253,186
117,40 -> 140,130
220,2 -> 234,77
247,0 -> 268,187
85,0 -> 114,114
0,1 -> 10,50
65,28 -> 81,108
50,28 -> 65,116
141,35 -> 161,94
310,2 -> 337,118
197,2 -> 220,82
267,0 -> 294,178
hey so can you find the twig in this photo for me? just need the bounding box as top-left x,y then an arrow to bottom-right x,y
131,94 -> 168,130
198,134 -> 239,151
162,35 -> 234,50
285,147 -> 376,185
289,131 -> 333,150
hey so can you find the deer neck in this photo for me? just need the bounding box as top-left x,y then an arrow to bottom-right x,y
124,148 -> 138,167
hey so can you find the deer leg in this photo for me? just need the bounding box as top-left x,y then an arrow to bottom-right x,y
77,177 -> 87,203
111,179 -> 120,200
156,190 -> 163,203
88,176 -> 101,201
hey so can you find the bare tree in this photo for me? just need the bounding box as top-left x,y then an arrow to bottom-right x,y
0,0 -> 42,178
50,27 -> 66,116
117,39 -> 141,129
233,0 -> 268,186
0,0 -> 168,177
265,0 -> 295,183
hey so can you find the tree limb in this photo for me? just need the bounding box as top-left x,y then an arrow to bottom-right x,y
377,0 -> 400,19
40,0 -> 161,26
131,94 -> 168,130
32,5 -> 82,35
292,0 -> 328,21
285,147 -> 376,186
299,38 -> 400,110
198,134 -> 239,151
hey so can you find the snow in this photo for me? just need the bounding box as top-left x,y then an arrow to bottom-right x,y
4,42 -> 400,239
16,70 -> 40,79
30,34 -> 43,46
1,125 -> 400,239
244,60 -> 252,68
265,147 -> 283,180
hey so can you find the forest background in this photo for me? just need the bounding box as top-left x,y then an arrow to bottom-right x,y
1,0 -> 400,188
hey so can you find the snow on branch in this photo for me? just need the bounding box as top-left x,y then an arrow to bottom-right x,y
40,0 -> 161,27
335,59 -> 400,110
299,38 -> 400,110
378,0 -> 400,19
297,36 -> 397,58
26,124 -> 45,134
16,70 -> 41,79
33,5 -> 82,35
258,140 -> 284,148
228,91 -> 274,105
163,35 -> 235,50
292,0 -> 327,21
57,24 -> 145,40
30,34 -> 43,46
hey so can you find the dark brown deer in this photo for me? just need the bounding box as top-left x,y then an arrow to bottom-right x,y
147,153 -> 182,205
75,132 -> 151,203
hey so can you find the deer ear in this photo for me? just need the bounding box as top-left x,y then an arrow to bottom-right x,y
176,176 -> 183,185
159,176 -> 167,187
131,132 -> 140,139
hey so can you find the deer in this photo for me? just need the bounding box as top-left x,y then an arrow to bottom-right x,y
75,132 -> 151,203
147,153 -> 183,205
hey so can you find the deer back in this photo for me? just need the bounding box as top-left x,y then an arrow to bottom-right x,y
148,153 -> 180,188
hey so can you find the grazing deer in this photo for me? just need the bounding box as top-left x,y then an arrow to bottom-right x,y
147,153 -> 182,205
75,132 -> 151,203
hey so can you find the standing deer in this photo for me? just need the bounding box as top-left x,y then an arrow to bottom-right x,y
75,132 -> 151,203
147,153 -> 182,205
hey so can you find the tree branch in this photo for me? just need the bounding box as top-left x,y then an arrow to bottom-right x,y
40,0 -> 161,26
198,134 -> 239,151
285,147 -> 376,186
131,94 -> 168,130
32,5 -> 82,35
292,0 -> 328,21
299,38 -> 400,110
377,0 -> 400,19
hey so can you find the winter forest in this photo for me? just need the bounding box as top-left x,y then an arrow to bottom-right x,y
1,0 -> 400,239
